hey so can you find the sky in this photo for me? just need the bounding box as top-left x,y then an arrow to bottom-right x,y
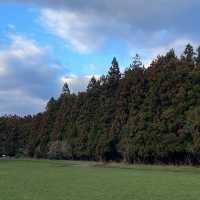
0,0 -> 200,116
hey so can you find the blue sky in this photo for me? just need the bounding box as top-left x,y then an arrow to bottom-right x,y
0,0 -> 200,115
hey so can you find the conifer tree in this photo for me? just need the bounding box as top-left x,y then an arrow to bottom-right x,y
62,82 -> 70,94
195,46 -> 200,65
183,44 -> 195,62
165,49 -> 176,61
107,57 -> 121,84
130,54 -> 142,69
3,45 -> 200,164
87,76 -> 97,91
46,97 -> 57,112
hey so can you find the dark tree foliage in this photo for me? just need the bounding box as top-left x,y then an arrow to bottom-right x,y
62,82 -> 70,95
195,46 -> 200,66
130,54 -> 143,69
1,44 -> 200,165
182,43 -> 195,64
107,57 -> 121,84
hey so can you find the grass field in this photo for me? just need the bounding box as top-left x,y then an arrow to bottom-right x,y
0,160 -> 200,200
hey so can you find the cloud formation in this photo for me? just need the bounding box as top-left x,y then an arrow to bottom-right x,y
1,0 -> 200,115
0,33 -> 94,115
39,9 -> 105,53
4,0 -> 200,54
0,33 -> 61,115
61,74 -> 94,94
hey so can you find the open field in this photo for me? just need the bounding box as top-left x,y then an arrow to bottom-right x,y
0,160 -> 200,200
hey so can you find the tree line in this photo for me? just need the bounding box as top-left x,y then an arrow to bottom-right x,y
1,44 -> 200,165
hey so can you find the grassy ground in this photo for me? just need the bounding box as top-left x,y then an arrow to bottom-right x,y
0,159 -> 200,200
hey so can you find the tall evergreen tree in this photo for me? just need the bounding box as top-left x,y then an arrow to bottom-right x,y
62,82 -> 70,95
165,49 -> 177,61
107,57 -> 121,84
87,76 -> 97,91
2,45 -> 200,165
130,54 -> 142,69
46,97 -> 57,112
182,44 -> 195,63
195,46 -> 200,65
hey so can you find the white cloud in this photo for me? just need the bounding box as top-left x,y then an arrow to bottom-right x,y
61,74 -> 90,93
5,34 -> 44,60
130,38 -> 200,66
151,38 -> 198,57
0,89 -> 47,116
7,24 -> 16,30
39,9 -> 105,53
1,0 -> 200,115
0,33 -> 61,115
31,0 -> 200,60
61,74 -> 99,93
0,56 -> 8,76
0,32 -> 102,115
3,1 -> 200,57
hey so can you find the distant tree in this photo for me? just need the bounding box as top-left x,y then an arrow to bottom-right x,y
87,76 -> 97,91
100,75 -> 106,86
182,44 -> 195,63
107,57 -> 121,84
165,49 -> 177,61
3,44 -> 200,165
62,82 -> 70,94
195,46 -> 200,65
47,140 -> 74,160
46,97 -> 57,112
130,54 -> 142,69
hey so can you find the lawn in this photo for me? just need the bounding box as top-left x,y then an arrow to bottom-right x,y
0,160 -> 200,200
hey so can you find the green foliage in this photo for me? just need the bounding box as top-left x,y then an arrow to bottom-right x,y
1,160 -> 200,200
107,57 -> 121,85
130,54 -> 142,69
195,46 -> 200,65
182,43 -> 195,63
2,44 -> 200,165
62,82 -> 70,95
47,140 -> 73,160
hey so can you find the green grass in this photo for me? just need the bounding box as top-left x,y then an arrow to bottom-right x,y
0,160 -> 200,200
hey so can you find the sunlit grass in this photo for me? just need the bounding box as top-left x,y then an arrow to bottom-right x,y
0,159 -> 200,200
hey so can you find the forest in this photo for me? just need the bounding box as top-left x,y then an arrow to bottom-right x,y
1,44 -> 200,165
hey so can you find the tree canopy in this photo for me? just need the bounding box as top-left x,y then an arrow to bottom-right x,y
1,44 -> 200,165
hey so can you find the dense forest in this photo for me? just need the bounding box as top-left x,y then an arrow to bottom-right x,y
1,44 -> 200,165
